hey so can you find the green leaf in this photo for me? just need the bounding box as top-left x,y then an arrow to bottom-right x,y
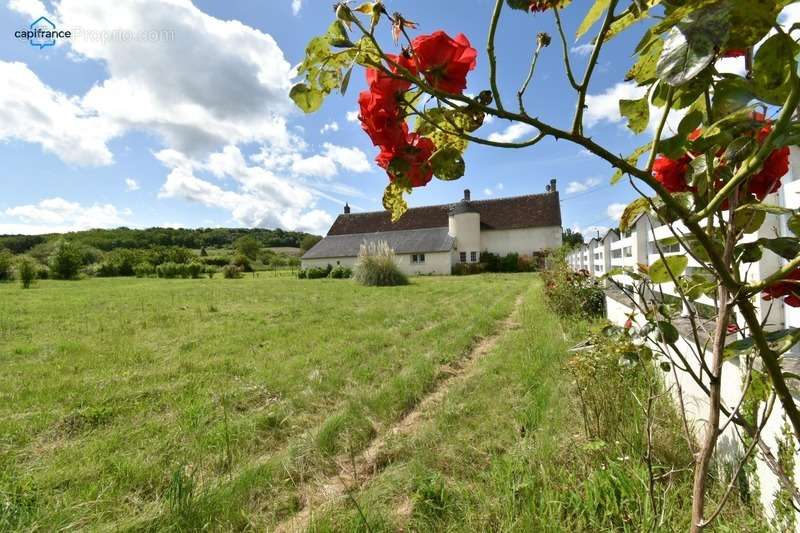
619,197 -> 650,232
619,96 -> 650,134
736,241 -> 763,263
627,37 -> 663,86
604,0 -> 662,42
611,144 -> 649,185
340,65 -> 353,96
788,214 -> 800,236
657,321 -> 679,344
736,203 -> 794,215
733,208 -> 766,235
725,329 -> 800,360
723,136 -> 755,165
656,3 -> 730,86
415,108 -> 482,154
757,237 -> 800,260
326,20 -> 353,48
290,83 -> 324,113
753,33 -> 798,106
430,147 -> 465,181
712,77 -> 755,118
649,256 -> 688,283
576,0 -> 611,39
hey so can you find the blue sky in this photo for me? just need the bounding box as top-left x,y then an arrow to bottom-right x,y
0,0 -> 775,237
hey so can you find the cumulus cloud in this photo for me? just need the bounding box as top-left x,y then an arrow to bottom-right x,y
59,0 -> 294,155
483,182 -> 505,197
346,110 -> 360,122
156,146 -> 333,234
488,123 -> 536,143
3,197 -> 132,233
585,81 -> 684,136
320,121 -> 339,134
8,0 -> 49,19
0,61 -> 120,165
291,0 -> 302,15
565,177 -> 600,194
607,202 -> 627,222
571,223 -> 610,241
125,178 -> 140,191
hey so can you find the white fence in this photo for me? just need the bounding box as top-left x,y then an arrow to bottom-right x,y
566,147 -> 800,529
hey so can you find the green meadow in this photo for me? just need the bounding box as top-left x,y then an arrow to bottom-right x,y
0,275 -> 761,531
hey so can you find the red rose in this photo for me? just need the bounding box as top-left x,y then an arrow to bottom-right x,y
358,89 -> 408,149
377,133 -> 435,187
726,323 -> 739,334
366,53 -> 417,98
411,31 -> 477,95
722,49 -> 746,58
653,154 -> 692,193
748,146 -> 790,200
762,268 -> 800,307
624,319 -> 633,330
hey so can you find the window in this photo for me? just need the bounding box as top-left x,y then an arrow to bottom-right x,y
459,251 -> 467,263
611,249 -> 622,259
411,254 -> 426,264
623,246 -> 633,258
650,241 -> 680,254
470,251 -> 478,262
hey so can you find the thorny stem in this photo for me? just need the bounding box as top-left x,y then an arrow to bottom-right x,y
646,86 -> 674,171
487,0 -> 505,111
518,44 -> 543,114
553,8 -> 579,91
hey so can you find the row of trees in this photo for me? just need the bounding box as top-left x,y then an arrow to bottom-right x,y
0,226 -> 319,254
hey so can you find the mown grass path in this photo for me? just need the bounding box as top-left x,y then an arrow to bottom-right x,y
0,274 -> 532,531
275,293 -> 526,533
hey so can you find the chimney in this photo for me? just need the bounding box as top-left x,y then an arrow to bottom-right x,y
550,178 -> 557,192
463,189 -> 471,201
545,184 -> 551,193
343,202 -> 350,214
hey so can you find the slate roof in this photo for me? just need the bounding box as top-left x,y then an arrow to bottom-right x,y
302,227 -> 454,260
326,192 -> 561,236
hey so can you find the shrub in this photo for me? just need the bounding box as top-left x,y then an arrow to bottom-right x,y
500,252 -> 519,273
156,262 -> 184,279
17,257 -> 36,289
37,265 -> 50,280
305,266 -> 330,279
353,241 -> 408,287
234,235 -> 261,260
186,262 -> 204,279
329,265 -> 352,279
50,240 -> 83,280
133,262 -> 155,278
297,268 -> 307,279
222,264 -> 242,279
231,254 -> 253,272
201,255 -> 230,267
206,266 -> 218,279
0,249 -> 13,281
542,253 -> 604,317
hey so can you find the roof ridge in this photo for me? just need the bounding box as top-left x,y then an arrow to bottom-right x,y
342,191 -> 557,217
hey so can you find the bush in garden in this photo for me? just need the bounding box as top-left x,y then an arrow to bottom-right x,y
0,249 -> 13,281
353,241 -> 408,287
36,265 -> 50,280
49,240 -> 83,280
222,264 -> 242,279
542,253 -> 604,318
452,262 -> 485,276
206,266 -> 218,279
156,262 -> 183,279
297,268 -> 307,279
305,266 -> 329,279
17,257 -> 36,289
329,265 -> 352,279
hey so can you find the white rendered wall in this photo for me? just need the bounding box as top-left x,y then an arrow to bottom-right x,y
302,251 -> 452,276
480,226 -> 562,256
449,212 -> 481,258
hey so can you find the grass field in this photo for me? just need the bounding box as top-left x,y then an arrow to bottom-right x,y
0,274 -> 530,531
0,274 -> 763,531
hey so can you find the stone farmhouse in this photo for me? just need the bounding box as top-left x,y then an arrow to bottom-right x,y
302,181 -> 563,275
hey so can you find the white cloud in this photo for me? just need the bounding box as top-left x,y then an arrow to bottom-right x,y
320,121 -> 339,134
156,146 -> 333,234
565,177 -> 600,194
607,203 -> 627,222
496,182 -> 504,190
585,81 -> 685,136
291,0 -> 302,15
3,197 -> 131,233
60,0 -> 294,155
483,188 -> 494,196
488,123 -> 536,143
0,61 -> 120,165
346,110 -> 359,122
571,43 -> 594,56
571,222 -> 610,241
483,182 -> 505,197
125,178 -> 140,191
